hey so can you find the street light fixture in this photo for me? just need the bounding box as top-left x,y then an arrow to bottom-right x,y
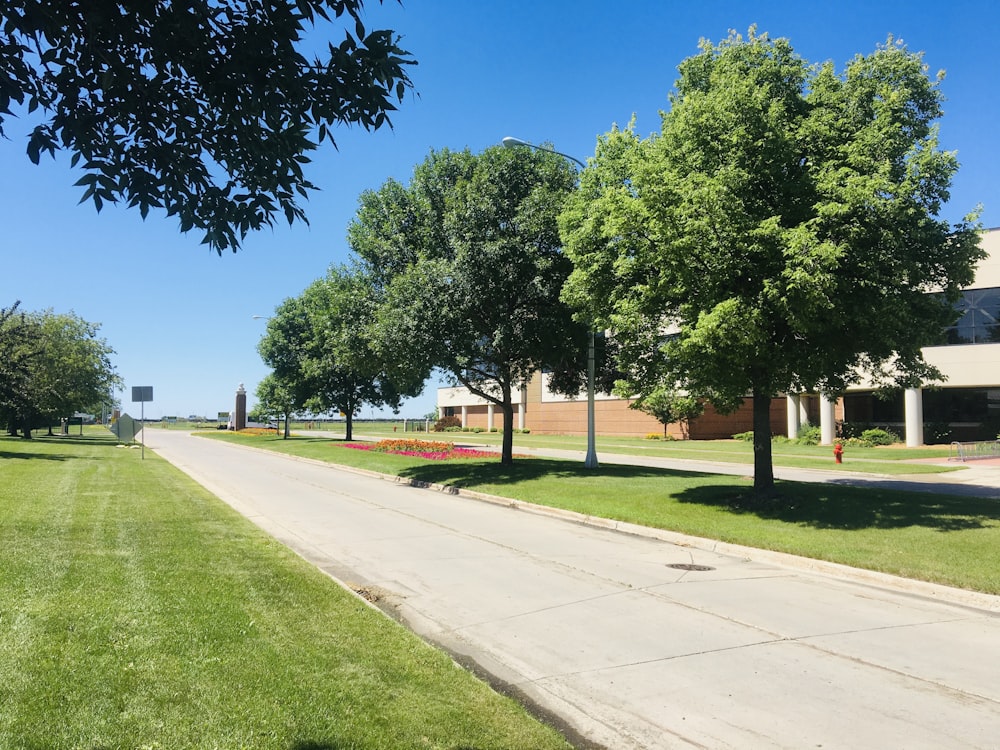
501,135 -> 598,469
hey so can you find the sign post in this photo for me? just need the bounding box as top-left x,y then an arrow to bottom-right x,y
131,386 -> 153,459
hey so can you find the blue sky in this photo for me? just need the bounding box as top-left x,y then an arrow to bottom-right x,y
2,0 -> 997,420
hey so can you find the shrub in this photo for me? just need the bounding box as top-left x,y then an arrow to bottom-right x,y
433,415 -> 462,432
644,433 -> 662,440
796,425 -> 822,445
924,422 -> 952,444
840,422 -> 872,440
732,431 -> 754,442
860,428 -> 899,446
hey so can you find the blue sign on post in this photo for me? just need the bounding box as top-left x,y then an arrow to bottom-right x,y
131,386 -> 153,402
130,386 -> 153,459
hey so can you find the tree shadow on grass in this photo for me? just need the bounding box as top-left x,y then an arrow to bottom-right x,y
397,455 -> 1000,534
397,457 -> 674,488
676,480 -> 1000,532
292,744 -> 484,750
0,449 -> 71,461
0,432 -> 120,460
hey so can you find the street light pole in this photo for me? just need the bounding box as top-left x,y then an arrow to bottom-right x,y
501,136 -> 598,469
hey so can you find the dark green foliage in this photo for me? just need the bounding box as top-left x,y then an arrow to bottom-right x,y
925,422 -> 952,444
2,0 -> 415,252
257,266 -> 422,441
0,303 -> 119,437
859,428 -> 899,446
433,415 -> 462,432
796,426 -> 822,445
561,29 -> 983,495
629,387 -> 704,438
350,145 -> 583,465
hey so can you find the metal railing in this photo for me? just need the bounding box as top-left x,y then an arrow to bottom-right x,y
949,440 -> 1000,462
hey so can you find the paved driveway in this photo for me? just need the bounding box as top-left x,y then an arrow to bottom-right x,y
145,429 -> 1000,749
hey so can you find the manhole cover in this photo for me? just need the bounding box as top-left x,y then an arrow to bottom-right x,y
666,563 -> 715,571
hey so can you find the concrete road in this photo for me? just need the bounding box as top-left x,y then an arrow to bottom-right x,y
145,429 -> 1000,749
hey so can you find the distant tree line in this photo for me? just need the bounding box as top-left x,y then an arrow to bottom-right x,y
0,302 -> 120,439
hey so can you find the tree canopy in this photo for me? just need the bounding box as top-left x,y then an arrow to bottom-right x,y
257,264 -> 421,440
0,304 -> 120,438
349,145 -> 588,464
2,0 -> 415,252
560,29 -> 983,494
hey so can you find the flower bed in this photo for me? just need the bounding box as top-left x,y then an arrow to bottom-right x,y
237,427 -> 278,436
341,438 -> 500,461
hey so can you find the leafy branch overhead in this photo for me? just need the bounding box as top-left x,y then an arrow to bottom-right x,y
1,0 -> 416,252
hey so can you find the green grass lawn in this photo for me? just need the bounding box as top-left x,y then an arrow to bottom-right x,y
287,422 -> 960,476
207,431 -> 1000,595
0,430 -> 573,749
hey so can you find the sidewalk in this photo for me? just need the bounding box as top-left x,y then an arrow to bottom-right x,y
147,429 -> 1000,749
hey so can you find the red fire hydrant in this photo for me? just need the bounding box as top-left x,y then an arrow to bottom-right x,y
833,442 -> 844,464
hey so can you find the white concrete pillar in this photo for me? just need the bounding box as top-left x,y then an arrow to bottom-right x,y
487,403 -> 494,431
460,405 -> 468,428
904,387 -> 924,447
799,397 -> 810,428
518,402 -> 526,430
786,394 -> 800,439
819,393 -> 837,445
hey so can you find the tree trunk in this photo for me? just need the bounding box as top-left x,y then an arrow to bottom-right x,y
500,402 -> 515,466
283,409 -> 290,439
752,391 -> 775,495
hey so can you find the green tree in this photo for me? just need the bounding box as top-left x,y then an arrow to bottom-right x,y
258,265 -> 420,441
257,294 -> 314,434
2,0 -> 415,253
5,309 -> 120,438
561,30 -> 983,496
629,386 -> 704,439
0,302 -> 37,436
349,145 -> 586,465
254,373 -> 295,438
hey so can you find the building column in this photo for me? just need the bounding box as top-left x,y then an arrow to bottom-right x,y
819,392 -> 836,445
487,403 -> 494,431
904,387 -> 924,447
518,402 -> 526,430
460,405 -> 468,429
786,394 -> 800,439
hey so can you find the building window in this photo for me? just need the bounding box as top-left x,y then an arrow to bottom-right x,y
443,407 -> 455,417
943,287 -> 1000,344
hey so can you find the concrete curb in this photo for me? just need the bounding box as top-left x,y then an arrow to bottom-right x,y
202,436 -> 1000,615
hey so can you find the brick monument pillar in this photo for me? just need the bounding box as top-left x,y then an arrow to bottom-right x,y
234,383 -> 247,431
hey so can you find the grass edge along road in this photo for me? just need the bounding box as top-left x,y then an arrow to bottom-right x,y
0,430 -> 574,750
167,418 -> 961,475
207,431 -> 1000,596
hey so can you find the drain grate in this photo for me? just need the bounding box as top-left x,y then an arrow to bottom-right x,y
666,563 -> 715,572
